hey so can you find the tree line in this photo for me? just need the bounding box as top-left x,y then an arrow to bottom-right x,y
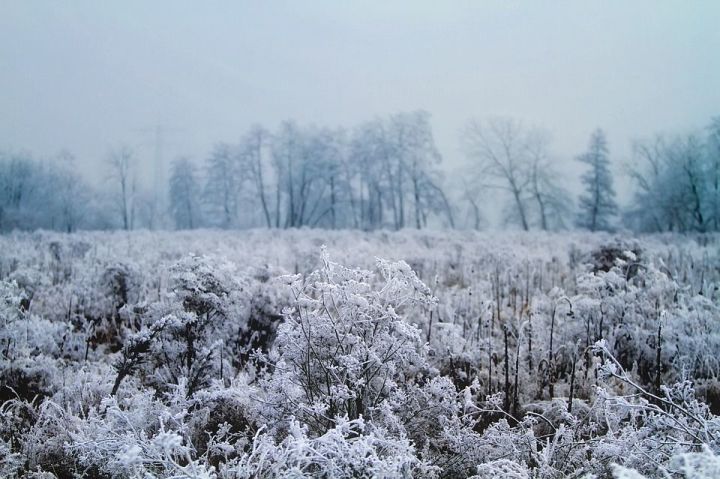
1,112 -> 719,233
170,112 -> 453,231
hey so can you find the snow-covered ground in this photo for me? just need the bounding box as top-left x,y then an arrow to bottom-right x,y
1,229 -> 719,478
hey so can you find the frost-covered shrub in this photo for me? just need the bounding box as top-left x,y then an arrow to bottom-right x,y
109,254 -> 287,399
472,459 -> 530,479
588,239 -> 642,276
62,390 -> 214,478
64,261 -> 145,354
388,376 -> 487,476
260,248 -> 436,434
7,268 -> 44,312
224,417 -> 425,479
187,386 -> 256,468
0,230 -> 718,478
0,281 -> 68,403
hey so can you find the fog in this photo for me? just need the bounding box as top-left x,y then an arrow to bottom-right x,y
4,7 -> 720,475
1,1 -> 719,231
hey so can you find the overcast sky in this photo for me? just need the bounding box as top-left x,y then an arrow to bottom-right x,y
1,1 -> 719,193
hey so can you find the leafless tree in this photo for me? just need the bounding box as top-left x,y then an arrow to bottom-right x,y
203,143 -> 241,228
52,151 -> 87,232
628,133 -> 710,232
349,119 -> 390,230
461,175 -> 484,230
526,132 -> 572,230
462,117 -> 532,230
241,125 -> 273,228
348,111 -> 451,230
107,145 -> 137,231
706,117 -> 720,230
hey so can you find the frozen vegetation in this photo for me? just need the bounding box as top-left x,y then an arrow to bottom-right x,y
1,229 -> 719,478
3,2 -> 719,477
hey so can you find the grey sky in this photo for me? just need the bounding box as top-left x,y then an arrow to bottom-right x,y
1,1 -> 719,195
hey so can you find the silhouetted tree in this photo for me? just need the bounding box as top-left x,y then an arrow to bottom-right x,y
106,146 -> 137,231
576,129 -> 617,231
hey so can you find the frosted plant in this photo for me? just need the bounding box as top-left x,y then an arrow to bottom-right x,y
261,247 -> 436,433
225,416 -> 425,479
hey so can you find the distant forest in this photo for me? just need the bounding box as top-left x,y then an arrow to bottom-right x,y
1,112 -> 719,234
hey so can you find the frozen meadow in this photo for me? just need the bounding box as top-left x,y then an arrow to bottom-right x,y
3,1 -> 719,477
1,229 -> 719,478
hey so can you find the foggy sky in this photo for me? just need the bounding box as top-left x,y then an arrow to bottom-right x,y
1,1 -> 719,196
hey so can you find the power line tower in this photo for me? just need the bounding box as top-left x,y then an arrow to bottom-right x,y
134,124 -> 183,229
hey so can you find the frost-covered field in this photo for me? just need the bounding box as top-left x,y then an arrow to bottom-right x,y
1,229 -> 720,478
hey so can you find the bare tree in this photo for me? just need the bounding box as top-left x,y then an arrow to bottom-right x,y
526,132 -> 572,230
674,135 -> 707,232
269,123 -> 356,229
390,111 -> 446,229
628,133 -> 710,233
52,151 -> 87,232
241,125 -> 273,228
204,143 -> 241,228
0,152 -> 38,231
461,175 -> 484,230
295,128 -> 335,228
424,175 -> 456,228
304,128 -> 347,229
627,136 -> 669,231
347,112 -> 450,230
107,146 -> 137,231
706,117 -> 720,230
350,119 -> 390,230
462,118 -> 532,230
271,121 -> 300,228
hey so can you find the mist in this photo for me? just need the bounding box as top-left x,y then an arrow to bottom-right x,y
5,4 -> 720,477
1,1 -> 719,231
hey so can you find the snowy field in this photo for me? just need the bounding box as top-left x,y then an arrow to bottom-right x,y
1,229 -> 720,478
